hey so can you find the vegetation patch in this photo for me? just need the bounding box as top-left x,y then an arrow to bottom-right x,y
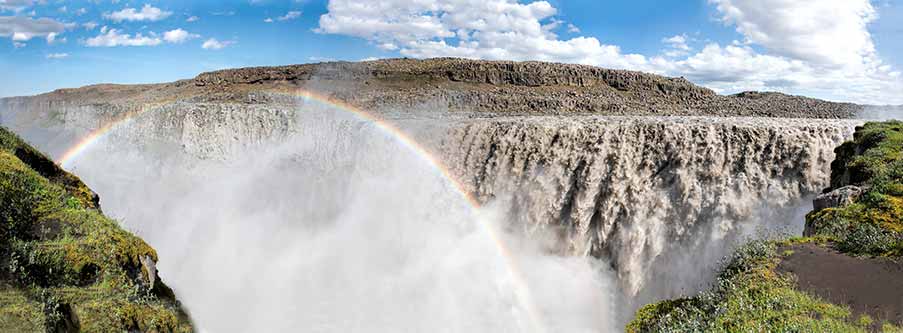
627,239 -> 901,332
0,127 -> 191,332
806,121 -> 903,256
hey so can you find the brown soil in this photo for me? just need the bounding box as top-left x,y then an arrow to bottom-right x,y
777,243 -> 903,326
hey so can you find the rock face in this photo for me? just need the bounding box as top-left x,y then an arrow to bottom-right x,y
813,185 -> 864,211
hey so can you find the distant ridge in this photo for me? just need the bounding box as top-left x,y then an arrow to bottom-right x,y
2,58 -> 863,118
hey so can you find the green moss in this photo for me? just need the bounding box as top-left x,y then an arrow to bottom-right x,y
0,126 -> 192,331
0,127 -> 98,210
807,121 -> 903,257
626,240 -> 883,333
0,287 -> 44,332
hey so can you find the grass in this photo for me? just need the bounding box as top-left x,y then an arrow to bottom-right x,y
627,240 -> 897,333
0,126 -> 192,332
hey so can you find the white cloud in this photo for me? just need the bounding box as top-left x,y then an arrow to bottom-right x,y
163,28 -> 199,43
278,10 -> 301,21
0,0 -> 33,12
709,0 -> 877,69
104,4 -> 172,22
45,31 -> 65,44
85,27 -> 162,47
316,0 -> 650,70
317,0 -> 903,104
698,0 -> 903,103
186,15 -> 199,22
82,21 -> 98,30
566,23 -> 579,33
662,34 -> 691,57
45,52 -> 68,59
75,8 -> 87,16
266,10 -> 302,23
201,38 -> 235,50
0,15 -> 68,42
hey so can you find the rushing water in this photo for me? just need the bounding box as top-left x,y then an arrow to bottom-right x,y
1,100 -> 859,331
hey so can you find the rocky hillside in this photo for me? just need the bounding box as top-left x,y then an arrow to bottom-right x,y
0,127 -> 192,332
1,58 -> 862,119
628,121 -> 903,332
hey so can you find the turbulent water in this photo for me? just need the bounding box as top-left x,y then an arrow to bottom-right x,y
426,116 -> 856,316
0,100 -> 859,331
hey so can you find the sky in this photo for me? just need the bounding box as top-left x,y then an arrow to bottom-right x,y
1,0 -> 902,104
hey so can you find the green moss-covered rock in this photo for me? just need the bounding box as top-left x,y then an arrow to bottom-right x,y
806,121 -> 903,256
0,127 -> 192,332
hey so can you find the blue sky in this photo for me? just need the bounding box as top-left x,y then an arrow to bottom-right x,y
1,0 -> 902,104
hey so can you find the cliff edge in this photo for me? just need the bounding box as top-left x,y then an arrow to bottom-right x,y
0,127 -> 192,332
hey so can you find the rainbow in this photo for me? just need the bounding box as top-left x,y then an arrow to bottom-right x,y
56,89 -> 547,331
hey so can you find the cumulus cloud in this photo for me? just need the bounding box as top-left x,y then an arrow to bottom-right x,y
316,0 -> 651,70
710,0 -> 877,68
85,27 -> 162,47
45,52 -> 68,59
163,28 -> 199,43
186,15 -> 199,22
0,15 -> 68,42
201,38 -> 235,50
699,0 -> 903,103
82,21 -> 98,30
104,4 -> 172,22
316,0 -> 903,104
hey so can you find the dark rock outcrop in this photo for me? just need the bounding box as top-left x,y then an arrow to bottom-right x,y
813,185 -> 865,211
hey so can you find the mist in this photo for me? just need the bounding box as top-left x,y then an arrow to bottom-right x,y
0,94 -> 849,331
61,106 -> 617,332
859,105 -> 903,120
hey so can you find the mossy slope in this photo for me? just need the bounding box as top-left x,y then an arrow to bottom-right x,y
0,127 -> 192,332
628,121 -> 903,332
806,121 -> 903,256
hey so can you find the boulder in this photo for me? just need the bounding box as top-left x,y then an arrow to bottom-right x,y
813,185 -> 864,211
